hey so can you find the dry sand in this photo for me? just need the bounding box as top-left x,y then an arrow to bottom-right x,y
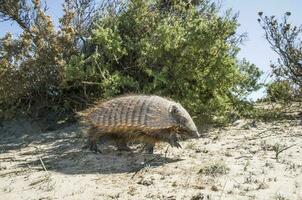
0,115 -> 302,199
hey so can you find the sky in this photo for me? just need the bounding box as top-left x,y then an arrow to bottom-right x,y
1,0 -> 302,100
220,0 -> 302,100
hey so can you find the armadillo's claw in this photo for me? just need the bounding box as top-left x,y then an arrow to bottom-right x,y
90,143 -> 102,154
116,140 -> 132,152
174,141 -> 182,149
117,145 -> 132,152
169,140 -> 182,149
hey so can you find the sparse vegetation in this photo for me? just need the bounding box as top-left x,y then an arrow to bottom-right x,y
1,117 -> 301,199
273,193 -> 290,200
198,161 -> 230,177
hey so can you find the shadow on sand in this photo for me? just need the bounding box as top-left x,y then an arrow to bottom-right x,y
1,124 -> 182,175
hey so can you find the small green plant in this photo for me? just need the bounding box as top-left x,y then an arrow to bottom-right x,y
261,142 -> 297,161
198,161 -> 230,177
273,193 -> 289,200
257,181 -> 269,190
272,143 -> 297,162
243,160 -> 250,171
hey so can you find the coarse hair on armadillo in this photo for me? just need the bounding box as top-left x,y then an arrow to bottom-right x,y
80,94 -> 198,147
81,95 -> 177,131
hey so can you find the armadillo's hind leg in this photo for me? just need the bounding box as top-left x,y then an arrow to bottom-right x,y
143,143 -> 155,154
116,139 -> 131,152
83,126 -> 102,153
82,137 -> 102,153
88,138 -> 102,153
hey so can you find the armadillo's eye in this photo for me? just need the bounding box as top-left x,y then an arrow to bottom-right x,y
170,105 -> 188,125
179,116 -> 187,125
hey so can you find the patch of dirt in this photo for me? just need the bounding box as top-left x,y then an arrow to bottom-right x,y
0,117 -> 302,199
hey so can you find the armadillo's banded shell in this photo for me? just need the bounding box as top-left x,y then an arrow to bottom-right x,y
86,95 -> 176,132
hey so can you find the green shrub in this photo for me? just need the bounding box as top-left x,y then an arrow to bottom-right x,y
81,0 -> 262,124
0,0 -> 262,124
266,80 -> 294,102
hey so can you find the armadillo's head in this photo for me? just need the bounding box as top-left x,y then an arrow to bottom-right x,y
169,103 -> 200,139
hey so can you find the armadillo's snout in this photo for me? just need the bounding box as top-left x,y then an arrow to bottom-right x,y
192,130 -> 200,138
186,127 -> 200,139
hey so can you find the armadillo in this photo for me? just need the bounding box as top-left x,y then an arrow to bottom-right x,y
81,95 -> 200,153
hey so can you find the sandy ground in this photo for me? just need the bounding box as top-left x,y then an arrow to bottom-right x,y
0,115 -> 302,199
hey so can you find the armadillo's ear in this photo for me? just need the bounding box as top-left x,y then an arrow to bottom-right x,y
169,104 -> 182,124
169,104 -> 178,115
